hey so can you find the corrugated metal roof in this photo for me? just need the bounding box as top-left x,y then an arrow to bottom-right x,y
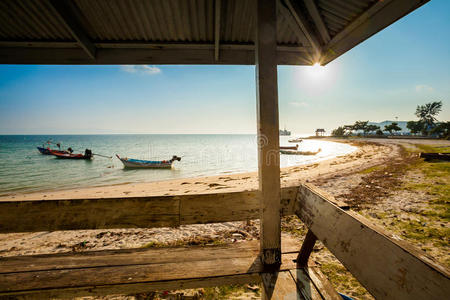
0,0 -> 429,65
0,0 -> 72,40
317,0 -> 377,37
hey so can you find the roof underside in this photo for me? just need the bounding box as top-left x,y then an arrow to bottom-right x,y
0,0 -> 428,65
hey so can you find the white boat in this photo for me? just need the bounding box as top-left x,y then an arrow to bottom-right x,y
116,155 -> 181,169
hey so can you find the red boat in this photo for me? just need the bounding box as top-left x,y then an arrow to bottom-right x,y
50,149 -> 93,160
37,147 -> 68,155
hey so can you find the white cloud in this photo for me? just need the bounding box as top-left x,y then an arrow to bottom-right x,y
120,65 -> 161,75
415,84 -> 433,92
289,101 -> 308,107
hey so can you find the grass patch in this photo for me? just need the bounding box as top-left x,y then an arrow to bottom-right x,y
281,215 -> 307,238
414,144 -> 450,153
359,165 -> 384,174
390,219 -> 450,248
320,262 -> 369,299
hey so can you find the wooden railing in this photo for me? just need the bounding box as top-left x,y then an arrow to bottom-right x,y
0,183 -> 448,299
294,184 -> 450,299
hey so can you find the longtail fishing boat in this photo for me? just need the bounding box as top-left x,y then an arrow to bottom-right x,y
288,138 -> 303,143
37,141 -> 68,155
280,144 -> 299,150
280,148 -> 321,155
116,154 -> 181,169
51,149 -> 93,160
37,147 -> 68,155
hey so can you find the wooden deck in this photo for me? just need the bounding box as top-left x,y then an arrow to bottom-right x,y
0,240 -> 338,299
1,183 -> 448,299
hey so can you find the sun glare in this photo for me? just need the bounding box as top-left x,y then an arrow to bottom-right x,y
292,61 -> 337,95
308,62 -> 326,79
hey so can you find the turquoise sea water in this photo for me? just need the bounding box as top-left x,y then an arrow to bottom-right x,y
0,135 -> 356,196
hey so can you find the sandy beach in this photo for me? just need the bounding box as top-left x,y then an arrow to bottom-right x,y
1,138 -> 448,299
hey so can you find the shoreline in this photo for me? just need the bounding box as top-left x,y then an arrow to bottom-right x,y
0,139 -> 392,201
0,139 -> 355,199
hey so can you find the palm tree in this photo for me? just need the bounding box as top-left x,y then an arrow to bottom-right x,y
415,101 -> 443,132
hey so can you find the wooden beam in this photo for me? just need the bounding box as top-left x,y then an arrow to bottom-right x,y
0,241 -> 298,299
0,186 -> 299,233
0,47 -> 311,65
214,0 -> 221,61
0,41 -> 310,52
256,0 -> 281,269
295,183 -> 450,300
49,0 -> 96,60
322,0 -> 430,65
283,0 -> 322,61
296,230 -> 317,268
304,0 -> 331,44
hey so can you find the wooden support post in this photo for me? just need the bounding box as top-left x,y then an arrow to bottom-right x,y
256,0 -> 281,269
296,230 -> 317,268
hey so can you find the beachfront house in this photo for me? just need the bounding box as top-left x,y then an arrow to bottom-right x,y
0,0 -> 447,299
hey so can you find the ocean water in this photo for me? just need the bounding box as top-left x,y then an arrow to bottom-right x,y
0,135 -> 356,196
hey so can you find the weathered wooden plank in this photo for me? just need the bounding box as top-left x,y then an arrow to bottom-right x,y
180,190 -> 259,224
0,241 -> 298,298
261,270 -> 306,300
295,183 -> 450,300
261,266 -> 339,300
0,241 -> 260,274
322,0 -> 430,65
0,41 -> 309,52
0,196 -> 179,233
290,268 -> 322,300
0,186 -> 298,233
256,0 -> 281,268
0,47 -> 311,65
5,274 -> 260,300
305,266 -> 342,300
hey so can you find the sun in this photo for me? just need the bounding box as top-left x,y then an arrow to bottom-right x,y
307,62 -> 326,79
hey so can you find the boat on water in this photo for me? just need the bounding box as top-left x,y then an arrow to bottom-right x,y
37,141 -> 68,155
37,147 -> 68,155
288,138 -> 303,143
51,149 -> 93,160
280,144 -> 299,150
280,148 -> 321,155
116,154 -> 181,169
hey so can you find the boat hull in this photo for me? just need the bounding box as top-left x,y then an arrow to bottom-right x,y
119,158 -> 172,169
37,147 -> 68,155
116,155 -> 175,169
280,148 -> 321,155
51,151 -> 92,160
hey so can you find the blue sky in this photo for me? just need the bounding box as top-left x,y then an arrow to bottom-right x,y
0,0 -> 449,135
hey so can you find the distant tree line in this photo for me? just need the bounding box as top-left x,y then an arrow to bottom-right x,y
331,101 -> 449,139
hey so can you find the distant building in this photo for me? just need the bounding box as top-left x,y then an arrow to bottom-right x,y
315,128 -> 325,136
279,126 -> 291,136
